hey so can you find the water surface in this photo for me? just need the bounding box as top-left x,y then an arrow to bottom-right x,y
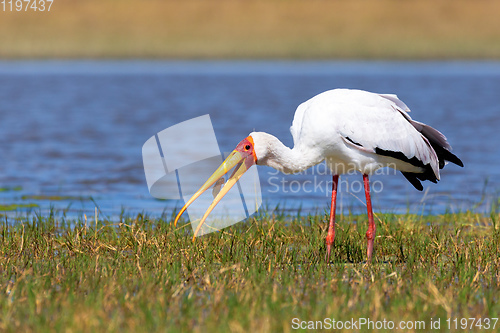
0,61 -> 498,219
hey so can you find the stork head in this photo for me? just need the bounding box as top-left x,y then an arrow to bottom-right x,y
173,135 -> 258,238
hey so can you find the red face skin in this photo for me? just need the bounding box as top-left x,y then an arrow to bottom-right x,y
234,136 -> 257,169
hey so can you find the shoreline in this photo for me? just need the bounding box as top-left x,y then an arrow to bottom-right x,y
2,0 -> 500,60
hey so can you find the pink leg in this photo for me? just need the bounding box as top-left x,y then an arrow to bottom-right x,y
325,175 -> 339,263
363,174 -> 376,262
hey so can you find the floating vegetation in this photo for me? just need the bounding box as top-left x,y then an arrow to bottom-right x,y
21,195 -> 90,201
0,186 -> 22,192
0,203 -> 39,211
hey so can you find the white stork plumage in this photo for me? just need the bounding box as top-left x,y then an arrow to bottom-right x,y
174,89 -> 463,262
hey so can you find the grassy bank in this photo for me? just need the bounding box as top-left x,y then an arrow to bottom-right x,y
0,209 -> 499,332
1,0 -> 500,59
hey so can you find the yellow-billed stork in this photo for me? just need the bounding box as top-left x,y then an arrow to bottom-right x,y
174,89 -> 463,262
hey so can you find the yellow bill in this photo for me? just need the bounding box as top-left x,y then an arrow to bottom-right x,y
173,136 -> 257,240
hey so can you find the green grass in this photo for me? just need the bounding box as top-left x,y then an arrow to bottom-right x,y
0,209 -> 499,332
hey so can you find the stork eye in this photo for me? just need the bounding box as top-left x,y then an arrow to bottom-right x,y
244,144 -> 251,150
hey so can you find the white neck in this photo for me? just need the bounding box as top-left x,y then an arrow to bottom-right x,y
250,132 -> 323,174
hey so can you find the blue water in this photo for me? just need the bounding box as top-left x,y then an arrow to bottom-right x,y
0,61 -> 499,219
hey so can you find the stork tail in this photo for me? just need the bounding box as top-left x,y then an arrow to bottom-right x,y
402,119 -> 463,191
